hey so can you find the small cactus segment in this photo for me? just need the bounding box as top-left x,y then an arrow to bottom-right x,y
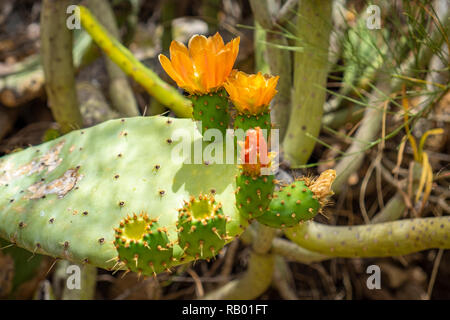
234,111 -> 271,137
235,173 -> 274,219
235,127 -> 275,219
256,170 -> 336,228
177,194 -> 227,259
191,89 -> 229,136
114,213 -> 173,276
257,180 -> 320,228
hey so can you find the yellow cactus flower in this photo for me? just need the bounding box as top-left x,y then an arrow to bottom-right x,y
158,33 -> 240,95
224,71 -> 279,114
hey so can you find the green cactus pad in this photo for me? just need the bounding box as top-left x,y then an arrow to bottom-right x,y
256,180 -> 320,228
177,194 -> 228,259
235,173 -> 274,219
114,213 -> 173,276
0,116 -> 247,274
191,89 -> 229,136
233,111 -> 271,138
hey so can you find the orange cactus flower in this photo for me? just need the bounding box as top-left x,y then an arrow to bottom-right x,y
158,33 -> 240,95
224,71 -> 279,114
239,127 -> 275,176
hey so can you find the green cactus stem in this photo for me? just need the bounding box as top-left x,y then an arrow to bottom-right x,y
235,172 -> 274,219
285,216 -> 450,257
41,0 -> 83,133
177,194 -> 228,260
203,251 -> 274,299
191,90 -> 230,136
233,111 -> 271,139
234,127 -> 275,219
250,0 -> 292,142
282,0 -> 332,166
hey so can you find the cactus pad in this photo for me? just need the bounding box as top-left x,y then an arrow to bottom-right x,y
0,116 -> 248,274
177,194 -> 228,259
256,180 -> 320,228
235,173 -> 274,219
114,213 -> 173,276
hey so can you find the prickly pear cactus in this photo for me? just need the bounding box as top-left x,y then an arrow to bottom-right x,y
191,90 -> 229,136
0,116 -> 248,275
177,194 -> 228,259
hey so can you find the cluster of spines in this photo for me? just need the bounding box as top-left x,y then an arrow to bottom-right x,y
191,89 -> 229,136
177,194 -> 230,260
113,212 -> 175,278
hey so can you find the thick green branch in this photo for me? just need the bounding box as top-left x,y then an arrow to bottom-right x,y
250,0 -> 292,141
283,0 -> 332,166
271,237 -> 328,264
285,216 -> 450,257
202,252 -> 274,299
41,0 -> 83,133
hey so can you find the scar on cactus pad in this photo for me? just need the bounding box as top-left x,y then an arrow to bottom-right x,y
177,194 -> 230,260
114,212 -> 174,277
256,169 -> 336,228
